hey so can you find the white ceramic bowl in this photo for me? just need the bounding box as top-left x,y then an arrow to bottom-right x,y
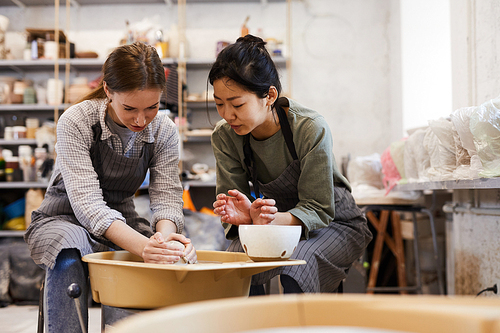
238,225 -> 302,261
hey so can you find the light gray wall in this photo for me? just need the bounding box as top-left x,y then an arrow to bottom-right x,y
450,0 -> 500,109
290,0 -> 401,164
3,0 -> 401,167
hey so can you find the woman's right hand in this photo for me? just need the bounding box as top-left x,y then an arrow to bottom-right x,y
142,232 -> 185,264
250,198 -> 278,225
213,189 -> 252,225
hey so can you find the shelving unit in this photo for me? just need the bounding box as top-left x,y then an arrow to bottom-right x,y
0,0 -> 292,227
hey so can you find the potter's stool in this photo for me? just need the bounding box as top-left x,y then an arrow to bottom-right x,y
361,204 -> 444,295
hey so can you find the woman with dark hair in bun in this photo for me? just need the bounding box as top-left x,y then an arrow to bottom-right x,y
25,42 -> 196,332
211,35 -> 372,295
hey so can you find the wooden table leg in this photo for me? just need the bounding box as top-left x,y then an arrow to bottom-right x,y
366,209 -> 408,295
366,210 -> 389,294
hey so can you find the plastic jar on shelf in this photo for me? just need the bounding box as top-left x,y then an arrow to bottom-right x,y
4,126 -> 13,140
23,85 -> 36,104
11,81 -> 26,104
25,118 -> 39,139
12,126 -> 26,139
44,41 -> 58,60
19,145 -> 34,182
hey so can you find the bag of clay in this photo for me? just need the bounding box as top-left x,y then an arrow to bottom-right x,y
347,153 -> 383,189
381,140 -> 406,194
423,118 -> 456,181
347,153 -> 384,201
450,106 -> 482,179
404,128 -> 430,182
470,96 -> 500,177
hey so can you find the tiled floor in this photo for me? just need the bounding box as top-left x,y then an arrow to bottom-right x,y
1,304 -> 101,333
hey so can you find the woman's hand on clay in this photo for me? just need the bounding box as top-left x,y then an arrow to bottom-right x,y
213,189 -> 252,225
167,233 -> 197,264
142,232 -> 193,264
250,198 -> 278,225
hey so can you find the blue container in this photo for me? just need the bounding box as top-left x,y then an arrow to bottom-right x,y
4,197 -> 26,220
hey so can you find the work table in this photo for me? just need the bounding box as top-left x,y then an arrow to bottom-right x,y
394,178 -> 500,297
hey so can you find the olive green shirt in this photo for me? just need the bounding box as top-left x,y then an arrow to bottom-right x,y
211,98 -> 351,239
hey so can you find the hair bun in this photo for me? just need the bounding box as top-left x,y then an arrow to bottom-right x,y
237,34 -> 266,48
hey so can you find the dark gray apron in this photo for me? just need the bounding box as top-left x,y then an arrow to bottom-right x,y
25,122 -> 154,270
227,106 -> 372,293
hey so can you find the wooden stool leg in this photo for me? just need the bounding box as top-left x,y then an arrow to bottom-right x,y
366,210 -> 390,294
391,211 -> 407,294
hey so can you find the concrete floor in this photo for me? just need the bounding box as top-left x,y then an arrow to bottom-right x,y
0,304 -> 101,333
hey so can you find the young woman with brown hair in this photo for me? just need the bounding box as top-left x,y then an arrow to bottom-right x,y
24,42 -> 196,332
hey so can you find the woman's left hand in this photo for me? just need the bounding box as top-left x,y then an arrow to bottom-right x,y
250,198 -> 278,225
166,233 -> 198,264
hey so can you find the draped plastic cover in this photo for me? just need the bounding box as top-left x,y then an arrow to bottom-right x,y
470,96 -> 500,177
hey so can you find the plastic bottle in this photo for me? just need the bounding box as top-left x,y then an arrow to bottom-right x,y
241,16 -> 250,37
31,39 -> 38,60
19,145 -> 33,181
34,147 -> 47,182
155,30 -> 168,59
125,20 -> 134,44
23,37 -> 32,61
